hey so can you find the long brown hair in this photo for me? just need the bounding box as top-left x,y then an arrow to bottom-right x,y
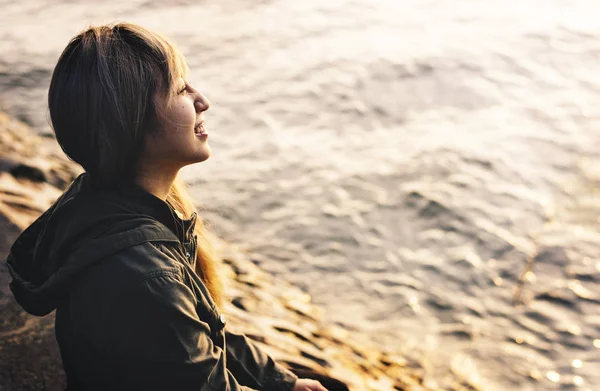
47,22 -> 225,308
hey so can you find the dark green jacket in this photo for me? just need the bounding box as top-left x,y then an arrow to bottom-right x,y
6,173 -> 298,391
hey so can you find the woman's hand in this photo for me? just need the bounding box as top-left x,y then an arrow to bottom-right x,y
292,378 -> 329,391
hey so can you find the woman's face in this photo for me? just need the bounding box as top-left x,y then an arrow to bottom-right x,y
141,77 -> 211,171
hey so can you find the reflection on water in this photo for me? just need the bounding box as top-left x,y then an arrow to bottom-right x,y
1,0 -> 599,389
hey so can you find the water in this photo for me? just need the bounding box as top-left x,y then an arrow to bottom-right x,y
1,0 -> 600,389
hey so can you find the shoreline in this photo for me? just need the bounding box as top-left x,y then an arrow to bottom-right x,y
0,111 -> 476,391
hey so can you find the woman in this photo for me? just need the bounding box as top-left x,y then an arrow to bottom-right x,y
7,22 -> 327,391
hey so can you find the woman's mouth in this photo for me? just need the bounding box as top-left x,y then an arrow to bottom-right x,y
194,122 -> 207,136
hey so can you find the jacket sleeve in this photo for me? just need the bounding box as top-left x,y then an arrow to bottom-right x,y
106,271 -> 257,391
225,328 -> 298,391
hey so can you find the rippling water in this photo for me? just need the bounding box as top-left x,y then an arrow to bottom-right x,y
2,0 -> 600,389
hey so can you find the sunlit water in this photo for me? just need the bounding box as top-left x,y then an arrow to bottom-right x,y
2,0 -> 600,389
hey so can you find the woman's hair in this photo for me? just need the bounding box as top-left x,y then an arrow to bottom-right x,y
47,22 -> 224,308
167,178 -> 225,310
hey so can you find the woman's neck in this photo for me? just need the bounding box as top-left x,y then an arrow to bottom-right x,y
134,165 -> 180,201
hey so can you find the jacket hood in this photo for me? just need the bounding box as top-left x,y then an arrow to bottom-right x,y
6,173 -> 196,316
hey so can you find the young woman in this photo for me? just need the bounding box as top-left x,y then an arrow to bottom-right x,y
7,22 -> 327,391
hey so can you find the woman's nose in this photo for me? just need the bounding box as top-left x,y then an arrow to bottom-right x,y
195,93 -> 210,112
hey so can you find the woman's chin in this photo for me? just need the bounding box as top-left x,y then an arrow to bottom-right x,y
195,145 -> 211,163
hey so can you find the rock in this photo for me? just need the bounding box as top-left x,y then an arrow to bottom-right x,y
10,164 -> 47,182
0,157 -> 19,173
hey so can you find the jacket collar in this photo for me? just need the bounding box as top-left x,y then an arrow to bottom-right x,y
92,174 -> 197,243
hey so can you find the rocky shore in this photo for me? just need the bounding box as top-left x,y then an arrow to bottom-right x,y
0,112 -> 478,391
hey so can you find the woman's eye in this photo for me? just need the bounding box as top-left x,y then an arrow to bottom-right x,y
178,86 -> 187,95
